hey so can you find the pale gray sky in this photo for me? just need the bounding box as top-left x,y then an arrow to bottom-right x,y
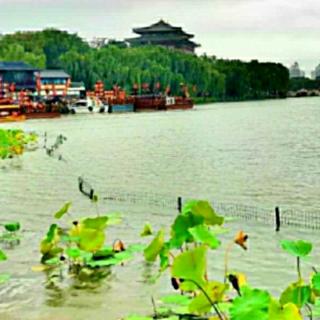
0,0 -> 319,75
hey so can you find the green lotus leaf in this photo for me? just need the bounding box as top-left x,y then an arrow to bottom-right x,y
219,302 -> 232,313
54,202 -> 72,219
312,299 -> 320,316
189,281 -> 228,314
182,200 -> 224,226
92,246 -> 114,260
0,274 -> 10,284
312,273 -> 320,295
114,250 -> 134,262
280,240 -> 312,258
140,223 -> 153,237
82,216 -> 109,230
78,228 -> 105,253
46,224 -> 58,242
87,258 -> 119,267
66,247 -> 82,259
171,245 -> 207,289
280,281 -> 311,308
60,235 -> 80,243
170,212 -> 203,248
44,257 -> 60,266
230,286 -> 270,320
268,299 -> 302,320
144,229 -> 165,262
188,225 -> 221,249
0,250 -> 7,261
159,243 -> 170,271
40,224 -> 60,255
4,222 -> 20,232
87,250 -> 132,267
66,247 -> 92,260
161,294 -> 191,306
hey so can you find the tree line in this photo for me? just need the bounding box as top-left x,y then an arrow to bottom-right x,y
0,29 -> 290,100
289,77 -> 320,92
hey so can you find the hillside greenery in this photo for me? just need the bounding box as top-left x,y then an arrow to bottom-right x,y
0,29 -> 289,100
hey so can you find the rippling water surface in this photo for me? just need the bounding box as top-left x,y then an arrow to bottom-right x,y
0,98 -> 320,319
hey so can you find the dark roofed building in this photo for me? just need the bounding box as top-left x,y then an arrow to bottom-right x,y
0,61 -> 38,90
126,20 -> 200,53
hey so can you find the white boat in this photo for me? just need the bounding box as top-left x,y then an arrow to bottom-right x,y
68,98 -> 107,114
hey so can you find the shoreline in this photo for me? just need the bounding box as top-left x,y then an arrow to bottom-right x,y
193,94 -> 320,106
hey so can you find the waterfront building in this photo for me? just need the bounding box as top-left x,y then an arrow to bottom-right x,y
0,61 -> 38,91
126,19 -> 200,53
289,62 -> 305,78
311,63 -> 320,80
67,81 -> 86,99
35,70 -> 71,97
89,37 -> 108,49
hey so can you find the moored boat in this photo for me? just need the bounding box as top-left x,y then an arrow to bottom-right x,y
108,104 -> 134,113
18,93 -> 62,120
133,94 -> 193,111
25,112 -> 60,120
0,103 -> 26,123
0,114 -> 26,123
67,98 -> 106,114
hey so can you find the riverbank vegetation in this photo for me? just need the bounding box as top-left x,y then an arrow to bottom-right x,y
0,29 -> 289,101
289,77 -> 320,92
0,129 -> 38,159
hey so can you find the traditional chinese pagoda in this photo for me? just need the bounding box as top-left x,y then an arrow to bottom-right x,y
126,20 -> 200,53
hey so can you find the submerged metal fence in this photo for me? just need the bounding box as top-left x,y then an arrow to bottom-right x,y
42,133 -> 320,232
76,176 -> 320,232
94,188 -> 320,231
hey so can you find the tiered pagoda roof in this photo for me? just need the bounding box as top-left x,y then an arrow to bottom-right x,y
126,20 -> 200,53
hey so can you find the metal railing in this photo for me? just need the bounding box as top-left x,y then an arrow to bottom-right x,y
78,184 -> 320,232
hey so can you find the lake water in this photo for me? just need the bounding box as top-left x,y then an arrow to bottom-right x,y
0,97 -> 320,319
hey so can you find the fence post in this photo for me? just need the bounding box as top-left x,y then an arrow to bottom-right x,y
275,207 -> 281,232
43,132 -> 47,149
78,177 -> 83,193
177,196 -> 182,213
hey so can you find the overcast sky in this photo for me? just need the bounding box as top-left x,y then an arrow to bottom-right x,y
0,0 -> 319,75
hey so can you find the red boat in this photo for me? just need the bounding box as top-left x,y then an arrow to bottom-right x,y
0,100 -> 26,123
25,111 -> 60,120
133,95 -> 193,112
21,98 -> 61,120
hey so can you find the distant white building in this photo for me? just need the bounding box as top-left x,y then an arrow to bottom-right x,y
89,37 -> 108,49
289,62 -> 305,78
311,64 -> 320,80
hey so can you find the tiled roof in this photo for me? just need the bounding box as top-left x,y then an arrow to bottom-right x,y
133,20 -> 192,37
0,61 -> 38,71
37,70 -> 70,78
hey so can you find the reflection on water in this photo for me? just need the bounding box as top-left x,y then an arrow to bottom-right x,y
44,271 -> 113,308
0,97 -> 320,319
